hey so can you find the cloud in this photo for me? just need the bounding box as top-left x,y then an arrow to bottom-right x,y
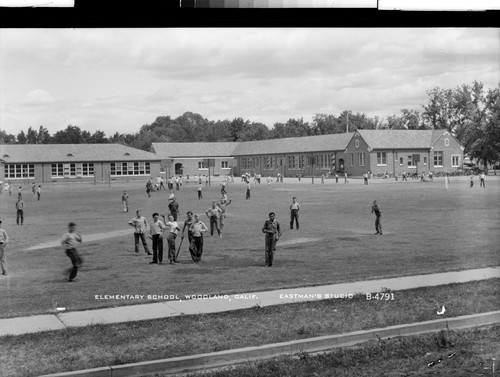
23,89 -> 54,106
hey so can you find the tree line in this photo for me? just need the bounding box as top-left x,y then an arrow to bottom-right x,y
1,81 -> 499,168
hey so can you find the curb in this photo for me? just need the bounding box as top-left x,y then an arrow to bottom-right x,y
39,310 -> 500,377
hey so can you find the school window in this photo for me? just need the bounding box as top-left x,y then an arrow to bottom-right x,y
407,155 -> 414,167
4,164 -> 35,179
423,156 -> 427,165
264,156 -> 275,169
110,162 -> 149,176
198,161 -> 208,169
350,153 -> 355,166
433,151 -> 443,167
377,152 -> 387,165
221,161 -> 229,169
444,138 -> 449,146
399,157 -> 404,165
51,163 -> 94,178
358,153 -> 365,166
295,155 -> 302,169
240,157 -> 258,171
355,139 -> 360,148
451,155 -> 460,167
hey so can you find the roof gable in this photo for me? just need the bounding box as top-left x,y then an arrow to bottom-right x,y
431,129 -> 464,150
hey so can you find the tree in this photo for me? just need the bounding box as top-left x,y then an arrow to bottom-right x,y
422,87 -> 455,130
88,130 -> 109,143
0,129 -> 16,144
202,120 -> 231,142
238,122 -> 270,141
386,114 -> 406,130
17,130 -> 27,144
311,114 -> 342,135
462,84 -> 500,171
229,117 -> 249,142
271,118 -> 311,139
37,126 -> 52,143
26,127 -> 38,144
52,125 -> 85,144
400,109 -> 423,129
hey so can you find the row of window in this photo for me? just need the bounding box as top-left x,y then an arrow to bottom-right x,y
110,162 -> 150,176
4,164 -> 35,178
197,161 -> 230,169
52,163 -> 94,177
373,152 -> 459,167
4,162 -> 154,178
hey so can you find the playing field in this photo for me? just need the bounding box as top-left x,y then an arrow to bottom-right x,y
0,176 -> 499,318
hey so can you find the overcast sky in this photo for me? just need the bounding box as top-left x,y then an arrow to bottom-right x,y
0,28 -> 498,137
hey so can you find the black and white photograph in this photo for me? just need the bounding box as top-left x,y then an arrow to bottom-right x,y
0,6 -> 499,377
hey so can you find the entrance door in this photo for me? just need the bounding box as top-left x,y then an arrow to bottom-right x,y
175,163 -> 183,175
338,159 -> 344,172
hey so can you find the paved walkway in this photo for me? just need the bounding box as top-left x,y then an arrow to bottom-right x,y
1,266 -> 499,337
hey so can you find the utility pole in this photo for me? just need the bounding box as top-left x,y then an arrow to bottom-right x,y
311,154 -> 315,184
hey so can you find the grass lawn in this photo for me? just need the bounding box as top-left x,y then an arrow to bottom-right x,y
185,325 -> 500,377
1,279 -> 499,377
0,176 -> 499,317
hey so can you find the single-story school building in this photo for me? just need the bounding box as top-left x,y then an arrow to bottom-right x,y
152,129 -> 464,178
0,130 -> 464,183
0,144 -> 162,184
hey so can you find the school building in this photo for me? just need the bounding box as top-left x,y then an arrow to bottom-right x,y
346,129 -> 465,176
0,144 -> 162,184
151,142 -> 238,178
153,129 -> 464,178
0,130 -> 464,184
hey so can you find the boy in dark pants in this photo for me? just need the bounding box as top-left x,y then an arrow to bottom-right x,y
262,212 -> 282,267
371,201 -> 383,235
149,213 -> 166,264
61,222 -> 83,282
289,197 -> 300,230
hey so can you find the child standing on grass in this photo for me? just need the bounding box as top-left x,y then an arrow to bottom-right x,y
61,222 -> 83,282
122,191 -> 129,212
0,221 -> 9,276
164,215 -> 180,264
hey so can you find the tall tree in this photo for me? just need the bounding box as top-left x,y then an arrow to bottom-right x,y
17,130 -> 27,144
229,117 -> 249,142
422,87 -> 455,130
400,109 -> 424,129
461,84 -> 500,171
0,129 -> 16,144
37,126 -> 52,143
52,125 -> 85,144
88,130 -> 109,143
311,114 -> 342,135
238,122 -> 270,141
26,126 -> 38,144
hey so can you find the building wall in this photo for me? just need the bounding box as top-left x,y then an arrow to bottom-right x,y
344,134 -> 371,176
235,152 -> 339,178
431,132 -> 464,172
1,161 -> 161,184
169,158 -> 236,178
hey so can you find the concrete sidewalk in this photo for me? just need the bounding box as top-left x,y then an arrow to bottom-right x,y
1,266 -> 499,337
